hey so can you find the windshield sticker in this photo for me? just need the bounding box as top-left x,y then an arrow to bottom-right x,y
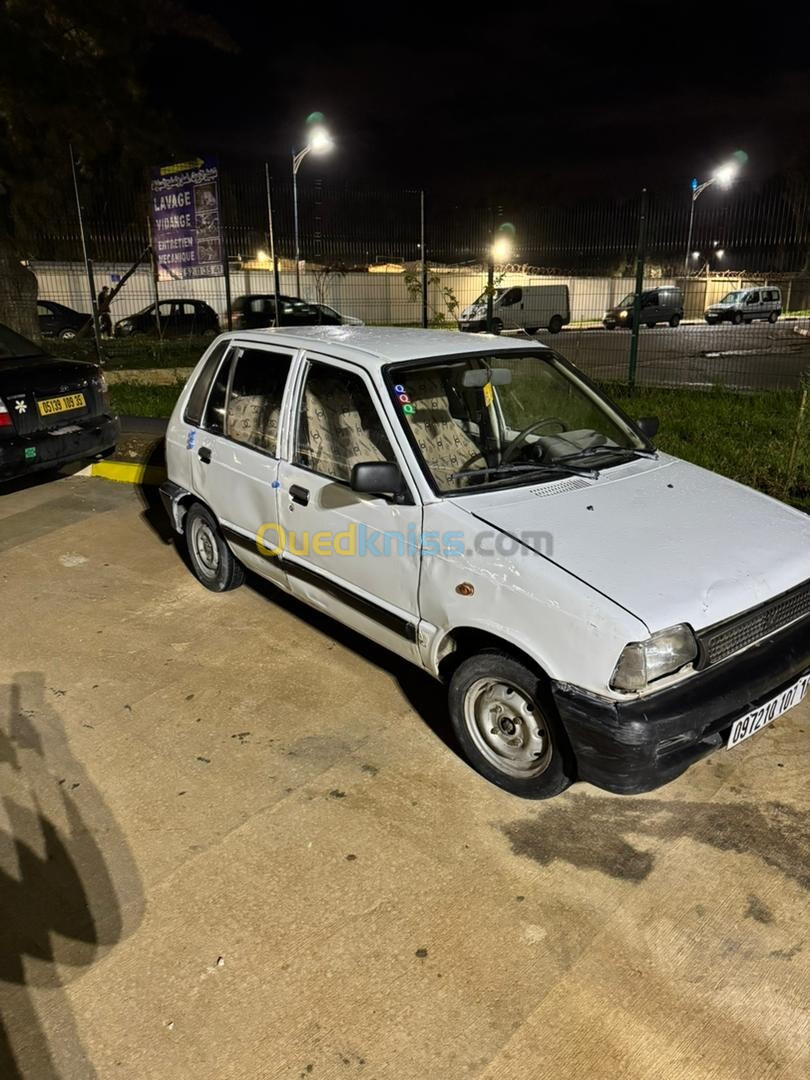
393,384 -> 414,415
186,429 -> 197,449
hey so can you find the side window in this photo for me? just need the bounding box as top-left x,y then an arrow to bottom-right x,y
37,303 -> 50,315
643,292 -> 658,307
184,341 -> 230,426
225,348 -> 292,455
294,363 -> 395,483
502,288 -> 522,306
201,348 -> 235,434
747,291 -> 759,304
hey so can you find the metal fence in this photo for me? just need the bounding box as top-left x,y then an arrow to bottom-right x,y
20,164 -> 810,391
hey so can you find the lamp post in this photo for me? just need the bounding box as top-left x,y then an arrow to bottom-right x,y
684,161 -> 739,275
292,125 -> 333,296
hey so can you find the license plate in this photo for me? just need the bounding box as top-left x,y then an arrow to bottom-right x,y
727,674 -> 810,749
37,392 -> 86,417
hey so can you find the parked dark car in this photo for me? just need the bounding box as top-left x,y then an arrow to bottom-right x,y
603,286 -> 684,329
231,294 -> 363,329
37,299 -> 91,339
0,322 -> 118,482
115,300 -> 219,338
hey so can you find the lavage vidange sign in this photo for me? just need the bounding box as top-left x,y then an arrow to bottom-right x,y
150,158 -> 224,281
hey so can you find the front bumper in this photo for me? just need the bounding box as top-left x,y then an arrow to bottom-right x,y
0,414 -> 119,480
459,319 -> 487,333
551,613 -> 810,794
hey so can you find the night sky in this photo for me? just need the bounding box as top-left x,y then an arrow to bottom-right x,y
146,3 -> 810,200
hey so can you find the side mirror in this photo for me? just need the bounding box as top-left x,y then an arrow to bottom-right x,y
637,416 -> 660,439
351,461 -> 406,498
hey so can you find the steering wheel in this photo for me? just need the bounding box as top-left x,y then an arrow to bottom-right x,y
455,449 -> 488,475
502,417 -> 566,464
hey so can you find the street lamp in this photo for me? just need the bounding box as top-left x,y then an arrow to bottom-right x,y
292,124 -> 334,294
684,159 -> 740,274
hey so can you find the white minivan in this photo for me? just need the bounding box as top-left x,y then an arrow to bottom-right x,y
161,327 -> 810,798
705,286 -> 782,325
460,284 -> 570,335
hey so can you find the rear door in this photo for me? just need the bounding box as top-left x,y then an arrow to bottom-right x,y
191,341 -> 296,584
37,303 -> 58,336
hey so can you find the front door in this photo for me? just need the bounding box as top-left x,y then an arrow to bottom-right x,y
191,342 -> 295,584
276,354 -> 422,662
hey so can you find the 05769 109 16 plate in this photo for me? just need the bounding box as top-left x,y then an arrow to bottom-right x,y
727,673 -> 809,750
37,392 -> 86,417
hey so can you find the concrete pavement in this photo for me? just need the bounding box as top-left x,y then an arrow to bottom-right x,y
0,474 -> 807,1079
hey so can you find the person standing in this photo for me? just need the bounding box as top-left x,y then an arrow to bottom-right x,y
97,286 -> 112,336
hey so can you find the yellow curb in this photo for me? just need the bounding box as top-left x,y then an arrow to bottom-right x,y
90,461 -> 166,485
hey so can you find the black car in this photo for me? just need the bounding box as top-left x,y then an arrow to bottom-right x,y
115,299 -> 219,338
231,294 -> 361,329
0,322 -> 118,482
37,299 -> 92,339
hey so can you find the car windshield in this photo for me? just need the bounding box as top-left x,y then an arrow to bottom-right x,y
617,293 -> 636,308
387,351 -> 647,493
720,291 -> 746,304
471,288 -> 508,307
0,323 -> 48,361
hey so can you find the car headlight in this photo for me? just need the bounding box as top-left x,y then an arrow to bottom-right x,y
618,310 -> 628,319
611,624 -> 698,691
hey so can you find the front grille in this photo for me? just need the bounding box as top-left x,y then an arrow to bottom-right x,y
697,578 -> 810,668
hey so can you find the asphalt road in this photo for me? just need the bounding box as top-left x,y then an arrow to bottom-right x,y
524,320 -> 810,389
1,473 -> 808,1079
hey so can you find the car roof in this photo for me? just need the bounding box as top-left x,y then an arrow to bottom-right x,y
217,326 -> 551,368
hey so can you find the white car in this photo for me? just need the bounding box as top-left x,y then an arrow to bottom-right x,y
161,328 -> 810,798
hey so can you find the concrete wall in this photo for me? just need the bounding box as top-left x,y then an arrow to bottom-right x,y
31,261 -> 677,327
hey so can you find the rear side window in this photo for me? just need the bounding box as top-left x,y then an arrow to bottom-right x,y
184,341 -> 229,426
225,348 -> 292,456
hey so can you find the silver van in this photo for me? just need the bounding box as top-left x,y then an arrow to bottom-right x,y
705,287 -> 782,325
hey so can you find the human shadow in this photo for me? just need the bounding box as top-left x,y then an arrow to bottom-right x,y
0,673 -> 144,1078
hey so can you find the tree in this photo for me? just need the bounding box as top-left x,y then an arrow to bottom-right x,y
0,0 -> 233,336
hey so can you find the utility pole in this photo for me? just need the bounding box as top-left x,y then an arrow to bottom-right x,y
420,190 -> 428,329
70,144 -> 103,364
628,187 -> 648,390
265,163 -> 281,326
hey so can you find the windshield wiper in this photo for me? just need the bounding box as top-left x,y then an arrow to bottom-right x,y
556,445 -> 657,464
451,461 -> 599,482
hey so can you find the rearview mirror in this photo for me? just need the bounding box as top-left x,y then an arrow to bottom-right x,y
461,368 -> 512,388
351,461 -> 406,499
636,416 -> 660,439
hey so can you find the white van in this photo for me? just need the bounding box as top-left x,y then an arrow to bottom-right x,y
161,327 -> 810,799
460,284 -> 570,335
705,287 -> 782,325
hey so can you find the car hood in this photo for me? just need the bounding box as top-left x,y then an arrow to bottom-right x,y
456,456 -> 810,634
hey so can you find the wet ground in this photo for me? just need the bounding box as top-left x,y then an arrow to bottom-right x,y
0,474 -> 807,1079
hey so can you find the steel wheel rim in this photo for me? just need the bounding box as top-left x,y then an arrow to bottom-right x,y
190,518 -> 219,578
463,677 -> 552,779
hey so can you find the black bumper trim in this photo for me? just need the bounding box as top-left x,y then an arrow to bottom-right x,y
0,416 -> 119,480
552,614 -> 810,794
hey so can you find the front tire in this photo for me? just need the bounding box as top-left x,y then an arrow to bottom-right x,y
59,328 -> 77,340
490,318 -> 503,335
732,311 -> 743,325
448,651 -> 573,798
184,502 -> 245,592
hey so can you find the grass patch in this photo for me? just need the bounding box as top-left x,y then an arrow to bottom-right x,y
109,378 -> 809,510
60,336 -> 210,371
109,380 -> 187,418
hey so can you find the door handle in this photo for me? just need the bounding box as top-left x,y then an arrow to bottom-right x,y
289,484 -> 309,506
198,446 -> 212,464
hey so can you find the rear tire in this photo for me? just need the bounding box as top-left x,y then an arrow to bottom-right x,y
768,310 -> 779,323
732,311 -> 743,325
184,502 -> 245,592
525,326 -> 539,335
548,314 -> 563,334
669,315 -> 681,328
490,318 -> 503,335
59,328 -> 77,340
448,651 -> 573,799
